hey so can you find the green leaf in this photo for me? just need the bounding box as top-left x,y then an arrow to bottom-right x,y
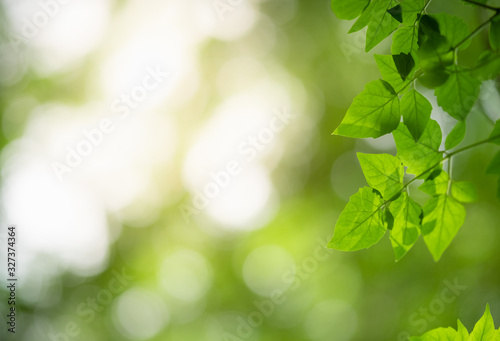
486,151 -> 500,175
349,1 -> 379,33
490,20 -> 500,52
328,187 -> 386,251
366,9 -> 401,52
473,51 -> 500,80
393,120 -> 444,177
392,25 -> 419,55
445,121 -> 467,150
470,305 -> 496,341
374,54 -> 414,89
401,89 -> 432,141
497,178 -> 500,202
393,53 -> 415,81
389,192 -> 422,261
401,0 -> 426,24
419,68 -> 450,89
417,34 -> 454,70
334,80 -> 400,138
435,68 -> 482,121
349,0 -> 399,52
419,169 -> 449,196
451,181 -> 478,203
456,320 -> 470,341
410,327 -> 458,341
388,4 -> 403,23
419,14 -> 440,37
490,120 -> 500,145
331,0 -> 369,20
422,194 -> 466,261
357,153 -> 404,199
432,13 -> 471,50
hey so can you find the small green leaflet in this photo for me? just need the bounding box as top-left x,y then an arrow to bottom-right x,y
393,120 -> 443,177
419,169 -> 449,196
330,0 -> 369,20
401,89 -> 432,142
490,120 -> 500,145
435,67 -> 481,121
411,305 -> 500,341
490,19 -> 500,52
445,121 -> 467,150
328,187 -> 386,251
421,194 -> 466,261
470,304 -> 497,341
334,80 -> 400,138
392,25 -> 419,55
357,153 -> 404,200
451,181 -> 478,203
389,192 -> 422,261
486,151 -> 500,175
432,13 -> 471,50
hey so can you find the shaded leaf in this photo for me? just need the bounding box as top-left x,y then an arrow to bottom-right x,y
393,53 -> 415,81
388,4 -> 403,23
490,19 -> 500,52
417,34 -> 454,70
473,51 -> 500,80
486,151 -> 500,175
435,68 -> 482,120
419,68 -> 450,89
432,13 -> 471,50
490,120 -> 500,145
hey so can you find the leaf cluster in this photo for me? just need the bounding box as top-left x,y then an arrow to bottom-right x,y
410,305 -> 500,341
329,0 -> 500,261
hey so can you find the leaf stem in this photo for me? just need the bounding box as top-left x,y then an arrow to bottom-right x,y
452,13 -> 499,50
386,133 -> 500,203
447,134 -> 500,157
463,0 -> 500,11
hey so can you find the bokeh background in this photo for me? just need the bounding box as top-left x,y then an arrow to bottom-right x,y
0,0 -> 499,340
